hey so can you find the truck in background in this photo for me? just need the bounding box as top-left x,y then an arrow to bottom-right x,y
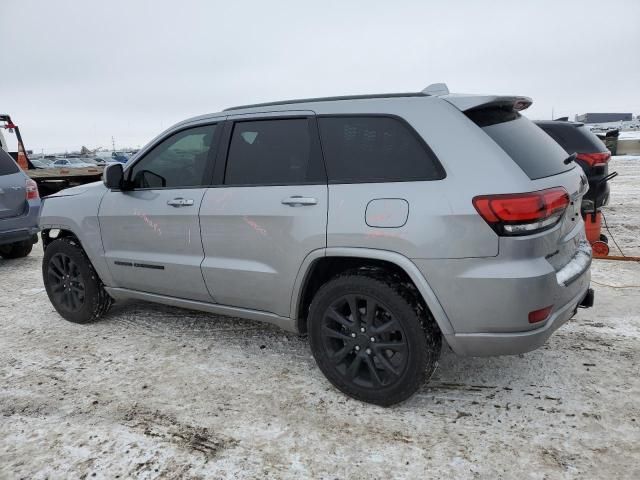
1,114 -> 104,196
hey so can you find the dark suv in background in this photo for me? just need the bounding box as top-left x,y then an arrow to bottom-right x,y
0,149 -> 40,258
535,121 -> 611,214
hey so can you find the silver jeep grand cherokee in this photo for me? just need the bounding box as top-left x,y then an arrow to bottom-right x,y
39,84 -> 593,406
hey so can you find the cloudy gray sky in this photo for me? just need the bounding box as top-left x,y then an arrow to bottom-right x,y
1,0 -> 639,153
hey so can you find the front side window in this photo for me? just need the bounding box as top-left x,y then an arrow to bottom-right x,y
128,124 -> 217,188
317,116 -> 445,183
224,118 -> 324,186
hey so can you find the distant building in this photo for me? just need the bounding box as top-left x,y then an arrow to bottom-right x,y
575,112 -> 632,123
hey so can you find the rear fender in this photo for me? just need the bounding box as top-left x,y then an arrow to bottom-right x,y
291,247 -> 454,335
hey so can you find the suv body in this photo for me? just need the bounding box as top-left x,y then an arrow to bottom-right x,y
39,87 -> 593,404
0,149 -> 40,257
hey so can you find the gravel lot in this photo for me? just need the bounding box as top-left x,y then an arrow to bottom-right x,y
1,159 -> 639,479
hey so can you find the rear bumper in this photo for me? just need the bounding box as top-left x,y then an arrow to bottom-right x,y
443,281 -> 591,356
412,237 -> 592,356
0,200 -> 40,246
0,228 -> 39,246
0,228 -> 38,245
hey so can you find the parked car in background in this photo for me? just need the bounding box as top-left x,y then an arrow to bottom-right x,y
0,149 -> 40,258
535,120 -> 614,254
30,159 -> 53,169
39,85 -> 593,405
52,158 -> 96,168
111,151 -> 129,163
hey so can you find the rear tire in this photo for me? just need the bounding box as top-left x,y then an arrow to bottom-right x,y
0,240 -> 33,259
599,233 -> 608,244
308,271 -> 441,406
42,238 -> 113,323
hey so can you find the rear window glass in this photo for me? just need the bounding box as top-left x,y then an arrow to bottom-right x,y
317,116 -> 444,183
0,149 -> 20,176
536,123 -> 607,154
468,108 -> 573,180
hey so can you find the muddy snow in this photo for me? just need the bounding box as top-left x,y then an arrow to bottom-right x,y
1,159 -> 639,479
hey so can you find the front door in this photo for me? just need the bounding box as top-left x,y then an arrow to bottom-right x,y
199,115 -> 328,317
99,123 -> 220,302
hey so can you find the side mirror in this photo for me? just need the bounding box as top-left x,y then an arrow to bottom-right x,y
103,163 -> 124,189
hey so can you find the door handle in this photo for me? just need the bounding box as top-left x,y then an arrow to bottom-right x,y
167,198 -> 194,207
281,196 -> 318,207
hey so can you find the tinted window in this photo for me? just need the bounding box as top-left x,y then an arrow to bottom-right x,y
317,116 -> 444,183
225,118 -> 324,185
0,149 -> 20,176
469,109 -> 573,180
129,124 -> 217,188
536,123 -> 607,154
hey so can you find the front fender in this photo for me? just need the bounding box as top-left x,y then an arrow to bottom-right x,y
39,185 -> 113,286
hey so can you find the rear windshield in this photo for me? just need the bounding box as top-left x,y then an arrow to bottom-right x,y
467,107 -> 573,180
536,123 -> 607,154
0,149 -> 20,176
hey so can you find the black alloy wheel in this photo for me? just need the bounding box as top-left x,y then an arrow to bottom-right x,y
308,273 -> 441,406
321,294 -> 409,388
42,237 -> 113,323
47,252 -> 86,312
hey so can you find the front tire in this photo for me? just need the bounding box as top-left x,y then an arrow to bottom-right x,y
42,238 -> 112,323
308,272 -> 441,406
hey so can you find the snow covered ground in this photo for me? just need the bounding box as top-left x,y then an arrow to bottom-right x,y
1,160 -> 638,479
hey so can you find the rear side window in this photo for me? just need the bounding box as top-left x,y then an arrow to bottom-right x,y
468,108 -> 573,180
0,149 -> 20,176
225,118 -> 324,186
317,116 -> 444,183
537,123 -> 607,154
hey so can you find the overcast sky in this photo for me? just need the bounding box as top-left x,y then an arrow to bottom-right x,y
1,0 -> 639,153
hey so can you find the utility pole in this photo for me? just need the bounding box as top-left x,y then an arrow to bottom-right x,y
111,136 -> 116,152
551,107 -> 554,120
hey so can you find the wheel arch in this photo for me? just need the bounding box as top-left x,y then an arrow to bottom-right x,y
40,225 -> 114,287
291,248 -> 454,336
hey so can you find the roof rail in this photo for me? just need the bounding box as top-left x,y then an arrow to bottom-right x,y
224,92 -> 428,112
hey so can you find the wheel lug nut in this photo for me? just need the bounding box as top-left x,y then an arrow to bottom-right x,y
360,327 -> 365,333
351,333 -> 357,338
354,346 -> 360,351
366,348 -> 371,355
370,337 -> 375,342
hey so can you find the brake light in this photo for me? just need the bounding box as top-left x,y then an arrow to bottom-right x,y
26,178 -> 39,200
576,152 -> 611,167
473,187 -> 569,236
528,305 -> 553,324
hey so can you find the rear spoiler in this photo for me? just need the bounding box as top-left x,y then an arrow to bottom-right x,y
441,94 -> 532,112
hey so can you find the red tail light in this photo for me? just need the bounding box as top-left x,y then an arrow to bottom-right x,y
473,187 -> 569,236
26,178 -> 39,200
576,152 -> 610,167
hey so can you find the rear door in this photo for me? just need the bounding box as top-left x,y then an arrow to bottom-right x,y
0,149 -> 26,219
99,123 -> 221,301
199,113 -> 328,317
